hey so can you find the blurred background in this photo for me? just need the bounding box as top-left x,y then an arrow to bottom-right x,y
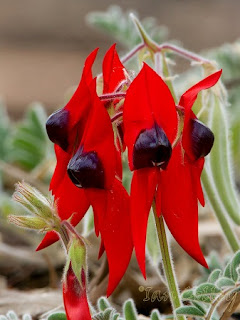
0,0 -> 240,116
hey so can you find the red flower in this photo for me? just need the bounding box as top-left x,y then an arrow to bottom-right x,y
63,264 -> 91,320
123,63 -> 221,277
37,46 -> 132,296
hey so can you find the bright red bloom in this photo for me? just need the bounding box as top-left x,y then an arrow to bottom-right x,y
123,63 -> 221,277
63,264 -> 91,320
37,46 -> 133,296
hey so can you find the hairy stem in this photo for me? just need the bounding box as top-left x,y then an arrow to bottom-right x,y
153,201 -> 185,320
121,42 -> 145,64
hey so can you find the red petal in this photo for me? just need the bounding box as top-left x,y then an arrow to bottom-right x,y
160,144 -> 207,267
103,44 -> 125,93
79,80 -> 116,189
63,265 -> 91,320
179,70 -> 222,114
130,168 -> 158,277
65,49 -> 99,144
54,173 -> 90,221
86,179 -> 133,296
124,63 -> 178,170
36,231 -> 59,251
189,157 -> 205,206
50,145 -> 71,194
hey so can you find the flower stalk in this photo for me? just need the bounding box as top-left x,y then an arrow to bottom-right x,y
152,201 -> 185,320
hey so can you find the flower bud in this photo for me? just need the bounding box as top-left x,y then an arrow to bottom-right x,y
67,149 -> 104,189
11,181 -> 61,233
133,124 -> 172,170
8,215 -> 47,230
191,119 -> 214,160
63,235 -> 91,320
46,108 -> 69,151
13,182 -> 53,220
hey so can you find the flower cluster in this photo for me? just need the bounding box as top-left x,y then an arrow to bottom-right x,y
38,44 -> 221,301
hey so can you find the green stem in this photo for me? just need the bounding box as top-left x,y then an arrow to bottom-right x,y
201,169 -> 240,252
153,201 -> 185,320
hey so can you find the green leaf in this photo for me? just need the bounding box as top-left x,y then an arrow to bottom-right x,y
103,308 -> 115,320
224,262 -> 233,279
47,313 -> 67,320
231,251 -> 240,281
6,311 -> 18,320
182,289 -> 212,303
208,269 -> 222,283
175,306 -> 205,317
86,5 -> 168,49
0,102 -> 11,161
208,95 -> 240,225
9,103 -> 49,170
195,283 -> 221,296
123,299 -> 138,320
98,297 -> 111,312
150,309 -> 162,320
216,277 -> 235,288
192,302 -> 207,315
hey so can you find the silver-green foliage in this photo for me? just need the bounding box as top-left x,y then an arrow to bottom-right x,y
176,251 -> 240,320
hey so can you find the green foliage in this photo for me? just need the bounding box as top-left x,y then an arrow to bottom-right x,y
0,102 -> 11,161
177,251 -> 240,319
8,103 -> 50,171
47,312 -> 67,320
0,311 -> 32,320
86,5 -> 168,49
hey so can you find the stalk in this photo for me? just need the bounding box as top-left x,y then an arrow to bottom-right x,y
153,201 -> 185,320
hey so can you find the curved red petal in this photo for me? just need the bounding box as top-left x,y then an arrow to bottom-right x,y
63,265 -> 91,320
36,231 -> 59,251
179,70 -> 222,114
50,145 -> 71,194
130,168 -> 158,277
190,157 -> 205,206
54,173 -> 90,221
103,44 -> 125,94
79,80 -> 116,189
86,179 -> 133,296
160,144 -> 207,267
123,63 -> 177,170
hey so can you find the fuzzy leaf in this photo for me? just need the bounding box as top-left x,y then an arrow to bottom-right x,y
124,299 -> 138,320
9,103 -> 49,170
208,269 -> 222,283
150,309 -> 162,320
175,306 -> 205,317
216,276 -> 235,288
182,289 -> 212,303
231,251 -> 240,281
47,313 -> 67,320
224,262 -> 233,279
98,297 -> 111,312
195,283 -> 221,296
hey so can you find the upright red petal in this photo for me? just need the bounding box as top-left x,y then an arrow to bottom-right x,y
86,179 -> 133,296
179,70 -> 222,114
63,265 -> 91,320
102,44 -> 126,94
130,168 -> 158,277
78,80 -> 116,189
124,63 -> 178,170
160,144 -> 207,267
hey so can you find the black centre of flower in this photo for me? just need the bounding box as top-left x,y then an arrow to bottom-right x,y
46,109 -> 69,151
191,119 -> 214,160
133,123 -> 172,170
67,149 -> 104,189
